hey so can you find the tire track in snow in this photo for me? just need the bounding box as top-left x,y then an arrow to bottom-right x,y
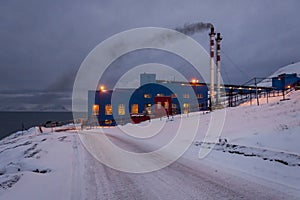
70,134 -> 82,200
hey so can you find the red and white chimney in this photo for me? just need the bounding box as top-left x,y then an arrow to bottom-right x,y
209,27 -> 216,108
216,32 -> 222,104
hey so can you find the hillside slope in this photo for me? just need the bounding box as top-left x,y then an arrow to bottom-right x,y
259,61 -> 300,86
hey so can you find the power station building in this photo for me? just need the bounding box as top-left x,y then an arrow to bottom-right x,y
88,73 -> 209,126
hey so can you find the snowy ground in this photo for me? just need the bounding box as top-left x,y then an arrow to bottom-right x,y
0,89 -> 300,199
0,125 -> 84,199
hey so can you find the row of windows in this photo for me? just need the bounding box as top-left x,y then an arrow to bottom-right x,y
92,104 -> 125,116
143,93 -> 203,99
92,102 -> 204,116
93,103 -> 134,116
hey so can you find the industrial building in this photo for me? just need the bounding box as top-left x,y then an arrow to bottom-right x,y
272,73 -> 300,90
88,73 -> 208,126
87,26 -> 300,126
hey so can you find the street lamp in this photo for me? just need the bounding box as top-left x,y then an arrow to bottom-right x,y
191,79 -> 198,84
99,85 -> 105,126
100,85 -> 105,91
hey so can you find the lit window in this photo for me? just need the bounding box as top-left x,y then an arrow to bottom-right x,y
197,94 -> 203,99
92,104 -> 99,115
199,103 -> 203,109
144,104 -> 152,114
105,104 -> 112,115
144,94 -> 151,98
171,93 -> 177,98
183,103 -> 190,114
118,104 -> 125,115
156,93 -> 164,97
131,104 -> 138,114
183,94 -> 190,98
164,101 -> 169,109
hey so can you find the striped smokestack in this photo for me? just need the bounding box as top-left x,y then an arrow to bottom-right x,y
209,27 -> 216,109
216,32 -> 222,104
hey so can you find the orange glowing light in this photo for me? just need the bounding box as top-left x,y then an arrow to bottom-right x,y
287,85 -> 291,89
191,79 -> 198,84
99,85 -> 105,91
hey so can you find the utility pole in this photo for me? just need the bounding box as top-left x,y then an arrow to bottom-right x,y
254,78 -> 259,106
282,75 -> 286,101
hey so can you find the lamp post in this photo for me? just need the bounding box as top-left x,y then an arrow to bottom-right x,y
99,85 -> 105,126
282,76 -> 286,101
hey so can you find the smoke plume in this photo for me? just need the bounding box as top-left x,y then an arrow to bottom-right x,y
175,22 -> 214,35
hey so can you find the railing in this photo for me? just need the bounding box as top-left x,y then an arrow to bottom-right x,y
223,87 -> 297,107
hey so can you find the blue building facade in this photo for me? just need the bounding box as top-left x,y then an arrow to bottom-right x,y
88,74 -> 208,126
272,73 -> 300,90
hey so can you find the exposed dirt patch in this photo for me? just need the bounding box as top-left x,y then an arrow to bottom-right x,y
194,141 -> 300,167
0,174 -> 22,190
24,144 -> 42,158
0,141 -> 32,154
32,169 -> 51,174
58,136 -> 67,142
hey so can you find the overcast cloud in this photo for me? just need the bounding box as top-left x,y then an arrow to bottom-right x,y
0,0 -> 299,110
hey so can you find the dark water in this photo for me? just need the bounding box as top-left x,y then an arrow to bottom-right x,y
0,112 -> 73,140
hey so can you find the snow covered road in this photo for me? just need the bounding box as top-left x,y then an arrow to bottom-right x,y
80,132 -> 295,200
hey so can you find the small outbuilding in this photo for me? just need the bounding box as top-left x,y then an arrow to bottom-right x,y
272,73 -> 299,90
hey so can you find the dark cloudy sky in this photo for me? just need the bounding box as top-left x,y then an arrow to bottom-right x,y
1,0 -> 299,110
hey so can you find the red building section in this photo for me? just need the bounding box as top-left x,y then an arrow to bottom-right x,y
130,114 -> 150,124
130,96 -> 172,124
154,96 -> 172,118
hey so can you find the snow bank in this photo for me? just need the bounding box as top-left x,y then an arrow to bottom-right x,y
0,126 -> 83,200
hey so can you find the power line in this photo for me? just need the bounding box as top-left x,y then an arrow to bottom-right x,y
221,49 -> 251,82
221,63 -> 231,84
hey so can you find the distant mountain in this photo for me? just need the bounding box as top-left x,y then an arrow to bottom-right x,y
0,104 -> 70,112
33,104 -> 70,112
269,62 -> 300,77
258,62 -> 300,87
